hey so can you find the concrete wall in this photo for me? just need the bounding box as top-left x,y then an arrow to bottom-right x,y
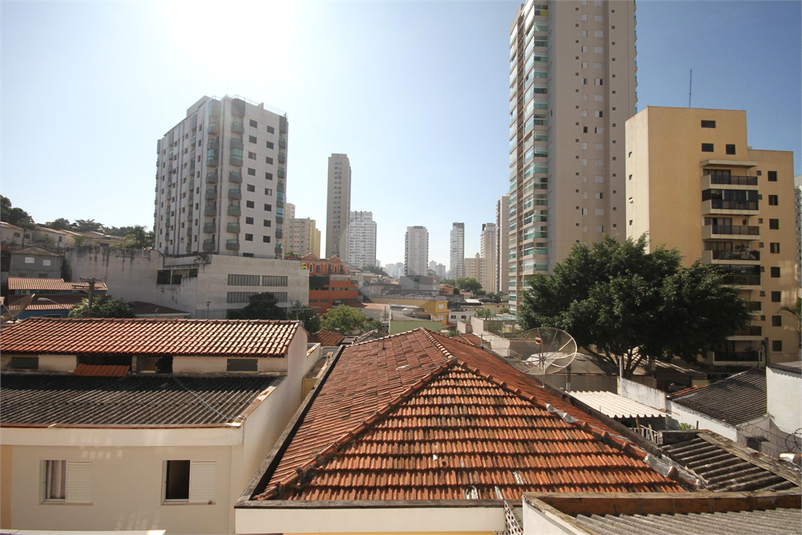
617,377 -> 667,411
173,356 -> 288,374
766,366 -> 802,435
66,247 -> 163,303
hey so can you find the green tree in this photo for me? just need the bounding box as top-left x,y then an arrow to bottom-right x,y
779,297 -> 801,336
71,219 -> 104,233
475,308 -> 493,318
518,235 -> 751,377
69,295 -> 135,318
321,305 -> 376,335
441,278 -> 457,287
0,196 -> 35,228
456,277 -> 483,295
288,301 -> 322,332
362,264 -> 388,276
122,225 -> 154,249
227,292 -> 285,320
45,217 -> 72,230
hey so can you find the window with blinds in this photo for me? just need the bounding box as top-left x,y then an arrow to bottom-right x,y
42,460 -> 93,503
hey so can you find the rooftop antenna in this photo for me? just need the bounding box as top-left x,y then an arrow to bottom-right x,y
688,69 -> 692,108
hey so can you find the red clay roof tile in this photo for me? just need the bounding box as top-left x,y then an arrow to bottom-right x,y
308,330 -> 346,346
254,328 -> 683,501
8,278 -> 108,292
73,364 -> 130,377
0,318 -> 299,357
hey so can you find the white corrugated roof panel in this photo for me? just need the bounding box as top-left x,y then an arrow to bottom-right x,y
569,390 -> 665,419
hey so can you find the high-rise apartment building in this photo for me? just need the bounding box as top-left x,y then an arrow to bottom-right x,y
347,211 -> 377,269
449,223 -> 465,280
627,107 -> 798,366
286,217 -> 320,257
496,195 -> 511,294
507,0 -> 637,313
480,222 -> 498,293
405,226 -> 429,276
465,253 -> 494,295
796,179 -> 801,285
429,261 -> 446,279
154,95 -> 288,257
325,154 -> 351,259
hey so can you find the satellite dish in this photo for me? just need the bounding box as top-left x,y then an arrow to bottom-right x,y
519,327 -> 578,376
1,293 -> 37,323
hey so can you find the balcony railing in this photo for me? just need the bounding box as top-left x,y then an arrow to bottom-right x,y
709,250 -> 760,261
229,171 -> 242,183
231,121 -> 244,134
710,200 -> 759,211
707,225 -> 760,236
226,239 -> 240,251
202,239 -> 215,251
723,274 -> 761,286
228,189 -> 242,200
227,206 -> 241,216
206,171 -> 218,184
705,174 -> 758,186
730,326 -> 763,337
713,350 -> 760,363
203,223 -> 215,233
207,122 -> 219,135
230,156 -> 243,167
205,189 -> 217,200
227,223 -> 240,234
204,205 -> 216,216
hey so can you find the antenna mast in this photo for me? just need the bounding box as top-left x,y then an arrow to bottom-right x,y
688,69 -> 693,108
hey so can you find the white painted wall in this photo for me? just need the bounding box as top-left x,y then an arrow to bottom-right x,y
617,377 -> 667,411
522,500 -> 582,535
668,402 -> 738,441
173,355 -> 288,374
766,367 -> 802,435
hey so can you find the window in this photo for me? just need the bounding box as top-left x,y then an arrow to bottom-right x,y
263,220 -> 271,227
247,168 -> 256,176
245,216 -> 254,225
248,152 -> 256,160
768,171 -> 777,182
264,204 -> 272,211
266,157 -> 273,165
227,359 -> 257,372
262,236 -> 271,243
770,267 -> 780,278
701,143 -> 714,152
769,219 -> 779,229
772,340 -> 783,352
248,135 -> 257,144
265,188 -> 272,195
771,291 -> 781,302
772,315 -> 782,327
164,460 -> 215,503
246,201 -> 255,208
10,356 -> 38,369
701,120 -> 716,128
266,126 -> 275,134
43,460 -> 93,503
246,184 -> 255,192
245,234 -> 253,241
249,120 -> 258,128
770,243 -> 780,254
768,195 -> 778,205
265,172 -> 273,180
726,144 -> 736,155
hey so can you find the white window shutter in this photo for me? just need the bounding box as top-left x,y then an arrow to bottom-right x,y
65,461 -> 93,503
188,461 -> 216,504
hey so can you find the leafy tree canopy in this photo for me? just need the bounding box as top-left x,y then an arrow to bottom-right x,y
68,295 -> 135,318
321,304 -> 381,335
475,308 -> 494,318
227,292 -> 285,320
518,235 -> 751,377
121,225 -> 154,249
44,218 -> 72,230
441,278 -> 457,287
362,264 -> 388,276
456,277 -> 483,294
288,301 -> 322,333
1,196 -> 35,228
71,219 -> 104,233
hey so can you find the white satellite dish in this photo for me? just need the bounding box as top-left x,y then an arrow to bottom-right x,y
519,327 -> 578,378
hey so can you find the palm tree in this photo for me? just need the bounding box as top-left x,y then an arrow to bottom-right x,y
779,297 -> 801,335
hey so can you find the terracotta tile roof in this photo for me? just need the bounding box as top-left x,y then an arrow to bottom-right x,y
0,318 -> 300,357
452,332 -> 483,347
254,328 -> 684,501
308,330 -> 345,346
6,294 -> 82,311
669,369 -> 766,425
73,364 -> 130,377
130,301 -> 190,317
12,245 -> 61,257
1,373 -> 278,426
7,278 -> 109,292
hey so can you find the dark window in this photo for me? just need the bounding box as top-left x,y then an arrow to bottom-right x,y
771,291 -> 781,302
157,270 -> 171,284
771,267 -> 780,278
265,157 -> 273,165
769,219 -> 779,229
768,195 -> 778,205
249,120 -> 258,128
267,126 -> 275,134
246,184 -> 255,192
246,201 -> 255,208
265,172 -> 273,180
262,236 -> 271,243
248,152 -> 256,160
701,143 -> 714,152
726,144 -> 736,155
772,340 -> 783,352
264,204 -> 272,211
245,216 -> 254,224
768,171 -> 777,181
701,120 -> 716,128
227,358 -> 258,372
772,315 -> 782,327
266,141 -> 274,149
9,356 -> 38,370
263,220 -> 271,227
245,234 -> 253,241
248,135 -> 257,144
247,168 -> 256,176
770,243 -> 780,254
164,460 -> 190,500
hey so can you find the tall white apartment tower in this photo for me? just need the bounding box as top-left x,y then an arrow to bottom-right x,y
405,226 -> 429,276
347,211 -> 377,269
326,154 -> 351,259
449,223 -> 465,280
507,0 -> 637,313
496,195 -> 511,294
480,222 -> 498,293
154,95 -> 288,257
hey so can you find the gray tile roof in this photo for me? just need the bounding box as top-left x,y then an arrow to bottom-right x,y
575,507 -> 802,535
770,360 -> 802,375
1,373 -> 278,426
669,369 -> 766,425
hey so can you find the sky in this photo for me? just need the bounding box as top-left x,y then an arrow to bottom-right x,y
2,1 -> 800,268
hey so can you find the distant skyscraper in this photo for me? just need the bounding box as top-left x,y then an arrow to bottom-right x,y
496,195 -> 510,294
449,223 -> 465,279
347,211 -> 377,269
405,226 -> 429,276
507,1 -> 637,313
480,222 -> 497,293
326,153 -> 351,259
154,95 -> 288,257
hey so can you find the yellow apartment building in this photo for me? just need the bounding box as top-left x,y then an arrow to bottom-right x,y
626,107 -> 798,366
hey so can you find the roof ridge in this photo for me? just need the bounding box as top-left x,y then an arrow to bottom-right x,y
349,326 -> 427,348
256,356 -> 458,500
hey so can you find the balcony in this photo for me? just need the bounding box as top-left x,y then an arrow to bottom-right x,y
207,138 -> 219,150
702,225 -> 760,240
713,350 -> 760,364
702,249 -> 760,265
227,206 -> 241,216
702,199 -> 759,216
202,239 -> 215,251
231,121 -> 244,134
229,171 -> 242,183
228,189 -> 242,200
203,223 -> 215,233
279,137 -> 287,149
206,171 -> 218,184
275,244 -> 283,255
226,239 -> 240,251
728,326 -> 763,341
208,122 -> 219,135
276,200 -> 284,208
702,174 -> 758,190
279,116 -> 288,134
278,152 -> 286,164
230,156 -> 243,167
277,168 -> 286,178
205,189 -> 217,201
227,223 -> 240,234
230,138 -> 243,150
275,216 -> 283,224
723,274 -> 761,289
204,205 -> 216,216
275,229 -> 283,239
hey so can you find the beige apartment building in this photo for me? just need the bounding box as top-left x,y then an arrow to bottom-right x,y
465,253 -> 494,296
626,107 -> 798,366
480,222 -> 498,293
507,0 -> 637,313
325,153 -> 351,259
286,217 -> 321,257
495,196 -> 510,294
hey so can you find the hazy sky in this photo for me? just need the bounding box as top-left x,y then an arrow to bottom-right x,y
2,1 -> 800,267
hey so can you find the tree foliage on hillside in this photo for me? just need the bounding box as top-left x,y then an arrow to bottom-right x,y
518,235 -> 751,377
227,292 -> 286,320
456,277 -> 483,294
321,305 -> 381,335
362,264 -> 388,276
68,295 -> 135,318
1,196 -> 35,228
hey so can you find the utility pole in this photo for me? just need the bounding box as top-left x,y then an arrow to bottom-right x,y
79,278 -> 97,317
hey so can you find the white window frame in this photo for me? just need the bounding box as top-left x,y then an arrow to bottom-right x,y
41,460 -> 93,504
163,460 -> 216,505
